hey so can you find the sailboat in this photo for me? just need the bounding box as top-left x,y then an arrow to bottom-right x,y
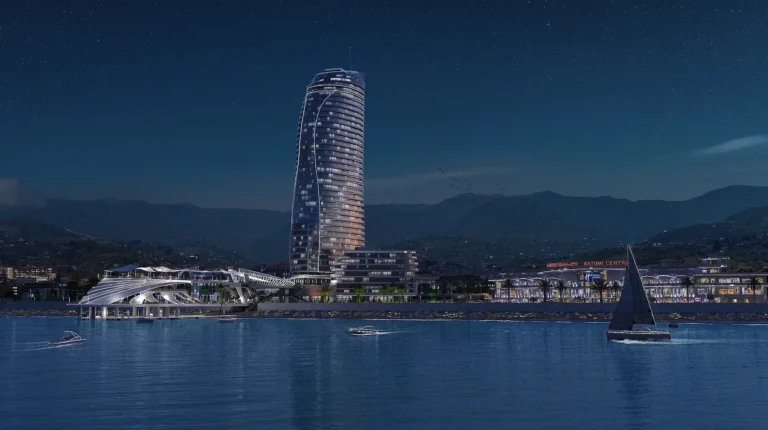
606,245 -> 671,341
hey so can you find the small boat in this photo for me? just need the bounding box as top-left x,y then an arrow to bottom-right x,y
49,331 -> 87,345
669,322 -> 679,328
606,246 -> 671,342
218,316 -> 237,323
348,326 -> 383,335
136,317 -> 154,324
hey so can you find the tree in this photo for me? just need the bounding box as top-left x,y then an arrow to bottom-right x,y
353,285 -> 364,303
217,284 -> 231,314
387,284 -> 401,302
379,285 -> 390,302
537,279 -> 552,303
320,284 -> 331,303
555,280 -> 568,303
395,285 -> 407,302
503,278 -> 513,303
610,281 -> 621,302
417,283 -> 431,302
680,276 -> 694,303
748,277 -> 760,303
591,279 -> 608,304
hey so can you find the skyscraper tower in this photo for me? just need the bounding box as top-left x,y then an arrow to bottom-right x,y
289,68 -> 365,275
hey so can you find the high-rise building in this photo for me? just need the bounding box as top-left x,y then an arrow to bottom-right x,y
289,68 -> 366,275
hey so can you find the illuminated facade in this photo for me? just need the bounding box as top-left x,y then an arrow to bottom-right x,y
290,69 -> 366,275
334,250 -> 419,299
490,257 -> 767,303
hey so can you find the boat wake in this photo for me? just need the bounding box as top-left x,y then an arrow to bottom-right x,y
350,331 -> 398,336
17,343 -> 80,352
611,338 -> 723,345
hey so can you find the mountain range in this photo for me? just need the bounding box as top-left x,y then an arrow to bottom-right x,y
2,185 -> 768,266
0,219 -> 259,275
649,204 -> 768,244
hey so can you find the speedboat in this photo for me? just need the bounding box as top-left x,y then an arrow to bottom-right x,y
348,326 -> 382,335
136,317 -> 154,324
218,316 -> 237,323
49,331 -> 86,345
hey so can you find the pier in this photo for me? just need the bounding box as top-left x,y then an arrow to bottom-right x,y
76,303 -> 241,320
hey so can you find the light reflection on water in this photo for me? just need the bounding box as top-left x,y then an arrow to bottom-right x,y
1,317 -> 767,430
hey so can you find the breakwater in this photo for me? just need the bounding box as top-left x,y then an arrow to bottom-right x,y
0,301 -> 77,317
5,301 -> 768,323
248,302 -> 768,323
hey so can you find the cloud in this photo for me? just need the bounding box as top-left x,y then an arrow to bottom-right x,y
367,167 -> 513,188
694,135 -> 768,156
0,177 -> 18,206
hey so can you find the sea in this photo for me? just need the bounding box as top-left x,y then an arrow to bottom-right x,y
1,317 -> 767,430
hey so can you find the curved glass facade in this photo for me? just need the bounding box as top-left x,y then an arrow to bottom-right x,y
290,69 -> 365,274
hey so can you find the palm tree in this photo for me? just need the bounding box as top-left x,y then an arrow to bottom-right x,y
217,285 -> 231,314
391,284 -> 403,302
610,281 -> 621,302
418,283 -> 431,302
591,279 -> 608,303
555,280 -> 568,303
680,276 -> 694,303
386,284 -> 398,302
503,278 -> 513,303
748,277 -> 760,303
537,279 -> 552,303
320,284 -> 331,303
353,285 -> 364,303
396,285 -> 408,302
378,285 -> 389,303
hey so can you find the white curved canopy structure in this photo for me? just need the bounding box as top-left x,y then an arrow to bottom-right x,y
79,266 -> 296,306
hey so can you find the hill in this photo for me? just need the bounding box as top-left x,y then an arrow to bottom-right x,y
0,219 -> 258,276
3,185 -> 768,264
649,204 -> 768,244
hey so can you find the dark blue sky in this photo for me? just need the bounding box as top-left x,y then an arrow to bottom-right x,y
2,0 -> 766,209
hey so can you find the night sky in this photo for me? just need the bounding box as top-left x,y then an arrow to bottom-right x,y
2,0 -> 766,209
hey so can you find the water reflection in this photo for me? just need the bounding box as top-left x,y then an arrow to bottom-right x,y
2,318 -> 768,429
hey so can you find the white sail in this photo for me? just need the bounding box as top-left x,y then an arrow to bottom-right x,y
608,245 -> 656,331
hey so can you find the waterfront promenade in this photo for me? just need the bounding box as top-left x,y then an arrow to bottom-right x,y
246,302 -> 768,323
5,301 -> 768,323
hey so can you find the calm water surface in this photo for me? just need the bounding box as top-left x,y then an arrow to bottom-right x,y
1,317 -> 767,429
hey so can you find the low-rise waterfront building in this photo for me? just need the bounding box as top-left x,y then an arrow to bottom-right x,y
72,265 -> 298,319
333,250 -> 419,301
490,257 -> 766,303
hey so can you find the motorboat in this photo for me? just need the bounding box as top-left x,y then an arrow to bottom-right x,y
606,246 -> 671,342
669,322 -> 679,328
348,326 -> 383,335
218,316 -> 238,323
49,331 -> 87,345
136,317 -> 154,324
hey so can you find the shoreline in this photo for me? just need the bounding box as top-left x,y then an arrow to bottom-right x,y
5,307 -> 768,324
243,310 -> 768,323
